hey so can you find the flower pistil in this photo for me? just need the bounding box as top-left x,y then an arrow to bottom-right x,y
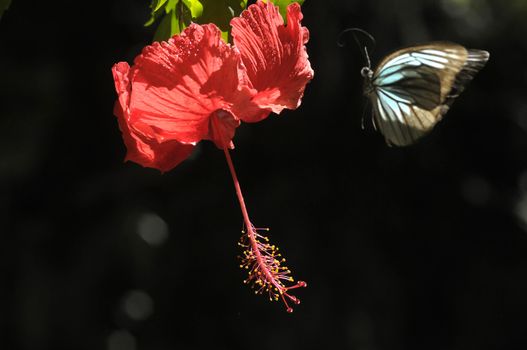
238,225 -> 307,313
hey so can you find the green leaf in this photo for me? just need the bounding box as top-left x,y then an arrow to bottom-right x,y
145,0 -> 171,27
153,0 -> 169,12
146,0 -> 249,42
0,0 -> 11,19
265,0 -> 304,22
149,0 -> 197,41
182,0 -> 203,18
197,0 -> 247,42
165,0 -> 178,14
153,9 -> 175,41
169,6 -> 181,35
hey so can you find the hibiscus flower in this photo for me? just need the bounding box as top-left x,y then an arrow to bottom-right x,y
112,23 -> 257,172
111,1 -> 313,312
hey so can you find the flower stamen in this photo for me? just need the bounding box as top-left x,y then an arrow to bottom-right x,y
238,224 -> 306,313
216,116 -> 306,313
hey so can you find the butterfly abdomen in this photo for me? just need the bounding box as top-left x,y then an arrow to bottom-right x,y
363,77 -> 375,96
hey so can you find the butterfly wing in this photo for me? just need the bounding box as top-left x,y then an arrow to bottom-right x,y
368,42 -> 489,146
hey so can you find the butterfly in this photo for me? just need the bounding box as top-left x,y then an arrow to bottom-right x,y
341,29 -> 490,146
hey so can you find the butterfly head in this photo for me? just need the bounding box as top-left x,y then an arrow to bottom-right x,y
361,66 -> 373,79
359,48 -> 374,96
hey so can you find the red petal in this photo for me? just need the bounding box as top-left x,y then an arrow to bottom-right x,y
126,23 -> 250,148
112,63 -> 194,172
231,1 -> 314,120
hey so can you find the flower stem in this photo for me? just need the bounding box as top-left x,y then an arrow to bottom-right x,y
222,147 -> 306,312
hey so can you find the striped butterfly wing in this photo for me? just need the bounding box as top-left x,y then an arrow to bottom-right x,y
369,42 -> 489,146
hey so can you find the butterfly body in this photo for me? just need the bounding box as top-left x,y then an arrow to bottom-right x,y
362,42 -> 489,146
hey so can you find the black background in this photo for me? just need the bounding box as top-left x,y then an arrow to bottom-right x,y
2,0 -> 527,349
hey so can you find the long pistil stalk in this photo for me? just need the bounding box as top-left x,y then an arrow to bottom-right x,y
222,147 -> 306,313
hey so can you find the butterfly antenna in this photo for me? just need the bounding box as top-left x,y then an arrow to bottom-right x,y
364,46 -> 372,70
337,27 -> 376,69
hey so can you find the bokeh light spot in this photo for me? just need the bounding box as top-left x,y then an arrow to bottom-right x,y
137,213 -> 169,246
107,330 -> 136,350
461,176 -> 491,206
122,290 -> 154,321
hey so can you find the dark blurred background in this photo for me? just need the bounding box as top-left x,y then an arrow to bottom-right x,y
2,0 -> 527,349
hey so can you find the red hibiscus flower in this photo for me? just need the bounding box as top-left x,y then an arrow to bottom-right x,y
111,1 -> 313,312
112,24 -> 259,172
